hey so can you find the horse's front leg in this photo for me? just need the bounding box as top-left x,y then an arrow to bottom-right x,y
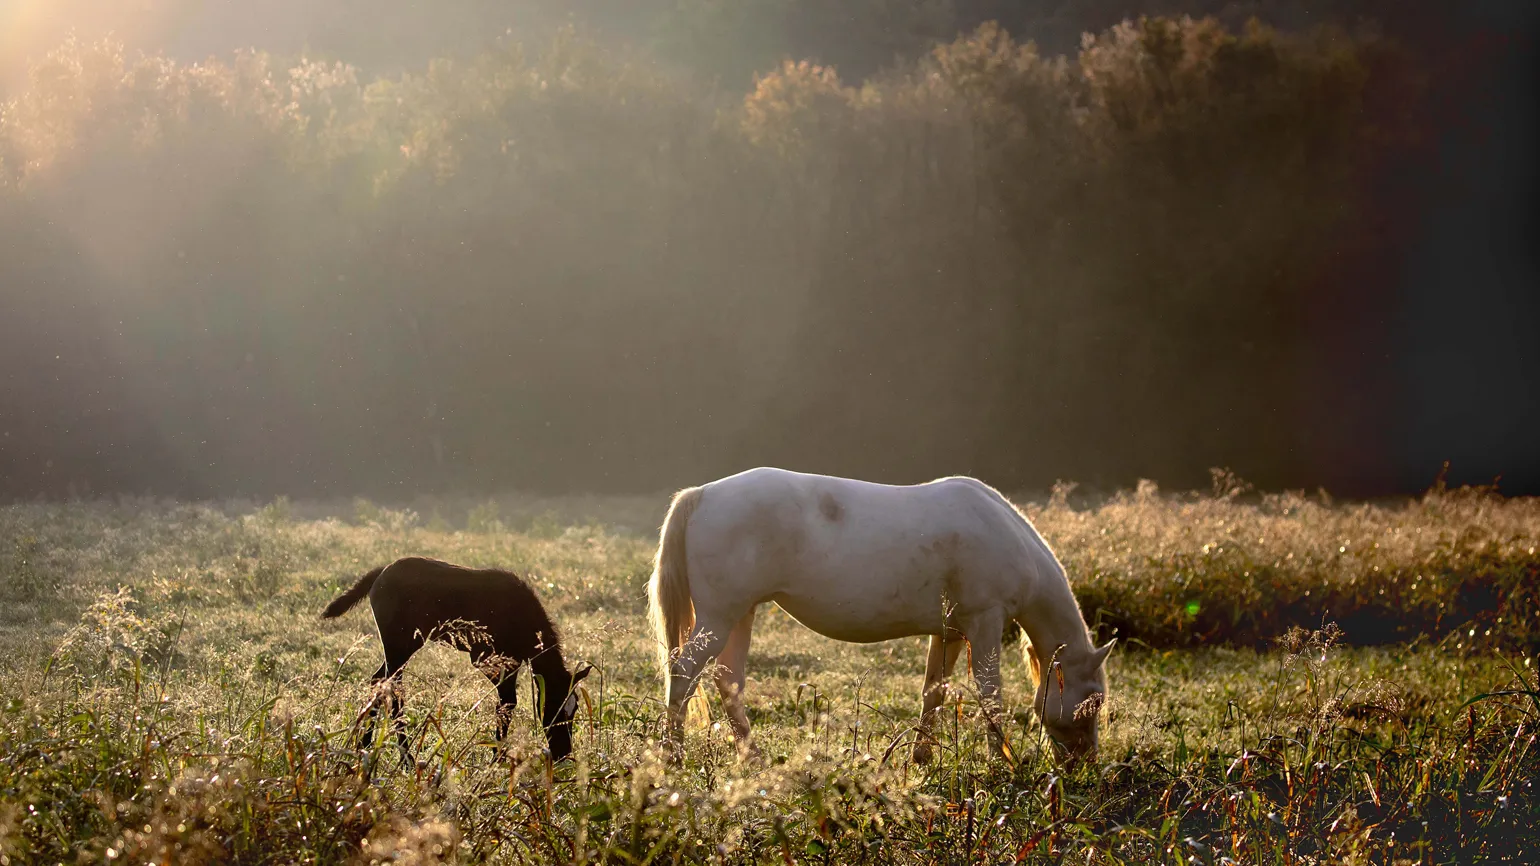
476,653 -> 522,745
913,632 -> 965,765
964,608 -> 1009,760
495,675 -> 520,742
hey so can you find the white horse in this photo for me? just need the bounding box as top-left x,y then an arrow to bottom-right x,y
648,467 -> 1114,764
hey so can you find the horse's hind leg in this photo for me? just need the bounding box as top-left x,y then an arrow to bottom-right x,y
713,608 -> 757,754
912,632 -> 965,765
373,632 -> 422,765
354,660 -> 391,749
666,613 -> 737,753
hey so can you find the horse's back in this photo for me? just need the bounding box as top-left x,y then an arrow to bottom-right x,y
686,468 -> 1035,640
698,468 -> 1021,545
372,557 -> 505,602
368,557 -> 546,651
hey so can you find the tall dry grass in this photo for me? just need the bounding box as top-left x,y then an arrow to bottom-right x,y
0,480 -> 1536,863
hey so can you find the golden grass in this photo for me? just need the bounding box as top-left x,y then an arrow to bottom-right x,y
0,483 -> 1536,863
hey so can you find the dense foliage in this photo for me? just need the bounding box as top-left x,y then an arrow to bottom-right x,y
0,16 -> 1426,499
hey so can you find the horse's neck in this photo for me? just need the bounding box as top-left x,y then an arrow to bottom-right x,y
1017,545 -> 1093,661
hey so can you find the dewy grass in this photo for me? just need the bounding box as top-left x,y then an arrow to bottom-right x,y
0,481 -> 1537,863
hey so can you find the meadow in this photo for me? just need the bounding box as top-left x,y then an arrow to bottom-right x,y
0,476 -> 1536,864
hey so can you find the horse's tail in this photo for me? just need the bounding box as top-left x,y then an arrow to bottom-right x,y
650,486 -> 702,675
649,486 -> 711,725
321,565 -> 386,619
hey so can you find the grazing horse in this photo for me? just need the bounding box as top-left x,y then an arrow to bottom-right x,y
321,557 -> 591,762
648,467 -> 1114,764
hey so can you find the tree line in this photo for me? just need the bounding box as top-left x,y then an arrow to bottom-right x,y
0,15 -> 1430,499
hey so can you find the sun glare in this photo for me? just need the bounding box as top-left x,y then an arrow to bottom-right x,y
0,0 -> 169,95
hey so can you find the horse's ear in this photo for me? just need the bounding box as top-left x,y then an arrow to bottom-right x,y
1025,642 -> 1042,687
1090,639 -> 1117,668
574,663 -> 593,682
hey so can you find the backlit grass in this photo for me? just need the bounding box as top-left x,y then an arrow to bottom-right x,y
0,481 -> 1536,863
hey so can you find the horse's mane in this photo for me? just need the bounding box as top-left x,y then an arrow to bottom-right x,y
929,475 -> 1037,532
488,565 -> 564,656
935,477 -> 1114,702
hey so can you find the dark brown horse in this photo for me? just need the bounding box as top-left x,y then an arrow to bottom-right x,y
321,556 -> 591,762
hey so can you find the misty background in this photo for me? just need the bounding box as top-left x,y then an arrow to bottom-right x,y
0,0 -> 1535,502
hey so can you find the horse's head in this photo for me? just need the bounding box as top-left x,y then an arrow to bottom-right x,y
1026,638 -> 1115,765
535,663 -> 593,762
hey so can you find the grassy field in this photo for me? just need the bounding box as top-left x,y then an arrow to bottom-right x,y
0,480 -> 1537,864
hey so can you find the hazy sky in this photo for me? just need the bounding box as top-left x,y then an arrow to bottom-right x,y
0,0 -> 581,95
